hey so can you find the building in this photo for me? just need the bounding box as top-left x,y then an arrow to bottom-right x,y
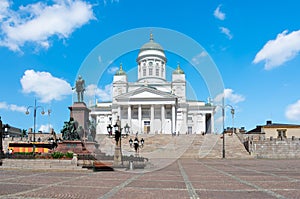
246,120 -> 300,140
90,34 -> 215,135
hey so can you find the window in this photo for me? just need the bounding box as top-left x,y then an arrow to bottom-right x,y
156,68 -> 159,76
277,129 -> 287,139
149,68 -> 153,75
143,68 -> 146,76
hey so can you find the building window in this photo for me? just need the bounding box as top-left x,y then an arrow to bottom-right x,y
277,129 -> 287,139
143,68 -> 146,76
149,68 -> 153,76
156,68 -> 159,76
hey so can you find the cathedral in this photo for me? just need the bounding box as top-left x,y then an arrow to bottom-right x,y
90,34 -> 215,135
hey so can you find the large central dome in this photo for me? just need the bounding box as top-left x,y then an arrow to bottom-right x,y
140,33 -> 164,52
137,33 -> 167,82
137,33 -> 166,62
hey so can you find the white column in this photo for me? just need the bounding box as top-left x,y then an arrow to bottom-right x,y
128,105 -> 131,128
172,105 -> 176,134
211,113 -> 214,134
138,105 -> 142,134
161,105 -> 165,133
118,106 -> 121,119
150,105 -> 154,134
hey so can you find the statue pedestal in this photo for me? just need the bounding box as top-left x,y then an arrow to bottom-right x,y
55,141 -> 88,154
68,102 -> 90,139
84,141 -> 97,153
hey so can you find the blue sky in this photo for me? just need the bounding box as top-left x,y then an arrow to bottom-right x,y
1,0 -> 300,133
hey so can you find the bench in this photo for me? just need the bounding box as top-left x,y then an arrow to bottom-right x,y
93,161 -> 114,171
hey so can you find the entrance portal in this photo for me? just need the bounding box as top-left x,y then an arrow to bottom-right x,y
144,121 -> 150,134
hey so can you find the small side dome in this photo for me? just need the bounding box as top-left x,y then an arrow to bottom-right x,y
173,63 -> 184,74
115,63 -> 126,76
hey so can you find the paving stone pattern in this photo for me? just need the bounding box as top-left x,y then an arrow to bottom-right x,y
1,159 -> 300,199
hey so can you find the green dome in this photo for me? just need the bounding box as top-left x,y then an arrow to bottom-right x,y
140,33 -> 164,52
115,63 -> 126,76
173,63 -> 184,74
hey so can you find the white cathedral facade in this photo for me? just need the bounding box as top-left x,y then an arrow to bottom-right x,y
90,34 -> 215,135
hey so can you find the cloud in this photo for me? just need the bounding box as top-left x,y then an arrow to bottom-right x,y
85,84 -> 112,102
20,70 -> 72,103
215,88 -> 245,104
39,124 -> 52,133
214,4 -> 225,20
107,66 -> 119,74
0,101 -> 27,113
220,27 -> 233,40
253,30 -> 300,70
0,0 -> 95,52
191,51 -> 207,65
285,100 -> 300,121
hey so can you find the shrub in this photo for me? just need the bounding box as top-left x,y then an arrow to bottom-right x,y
51,152 -> 64,159
65,152 -> 73,159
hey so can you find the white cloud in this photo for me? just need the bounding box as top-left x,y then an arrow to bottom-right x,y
0,0 -> 9,22
0,0 -> 95,52
0,101 -> 27,113
107,66 -> 119,74
20,70 -> 72,103
214,4 -> 225,20
39,124 -> 52,133
220,27 -> 233,40
253,30 -> 300,70
215,88 -> 245,104
285,100 -> 300,121
86,84 -> 112,102
191,51 -> 207,65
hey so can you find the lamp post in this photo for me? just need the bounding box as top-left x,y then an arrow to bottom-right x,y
26,99 -> 45,142
216,98 -> 235,159
113,116 -> 122,166
129,136 -> 145,154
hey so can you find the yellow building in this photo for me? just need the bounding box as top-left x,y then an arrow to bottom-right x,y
247,120 -> 300,140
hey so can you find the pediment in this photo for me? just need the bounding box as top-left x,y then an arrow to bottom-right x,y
116,86 -> 177,100
130,91 -> 164,99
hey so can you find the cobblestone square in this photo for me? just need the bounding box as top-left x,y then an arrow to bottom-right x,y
1,159 -> 300,199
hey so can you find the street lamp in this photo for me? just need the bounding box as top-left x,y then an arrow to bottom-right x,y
26,99 -> 45,142
113,116 -> 122,166
216,98 -> 235,159
129,136 -> 145,154
113,122 -> 121,145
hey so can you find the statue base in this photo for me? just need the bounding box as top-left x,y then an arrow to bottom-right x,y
68,102 -> 91,140
55,140 -> 90,154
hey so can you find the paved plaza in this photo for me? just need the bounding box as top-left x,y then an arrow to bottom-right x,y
0,159 -> 300,199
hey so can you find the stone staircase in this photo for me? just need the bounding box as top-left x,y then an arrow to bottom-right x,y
181,135 -> 204,158
181,133 -> 251,159
1,159 -> 90,171
96,133 -> 251,160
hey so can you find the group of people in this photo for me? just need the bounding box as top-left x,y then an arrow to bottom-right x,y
6,148 -> 13,158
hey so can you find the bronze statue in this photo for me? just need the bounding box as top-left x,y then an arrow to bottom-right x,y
61,117 -> 80,140
73,75 -> 85,102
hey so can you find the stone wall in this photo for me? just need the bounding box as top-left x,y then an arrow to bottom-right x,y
245,137 -> 300,158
